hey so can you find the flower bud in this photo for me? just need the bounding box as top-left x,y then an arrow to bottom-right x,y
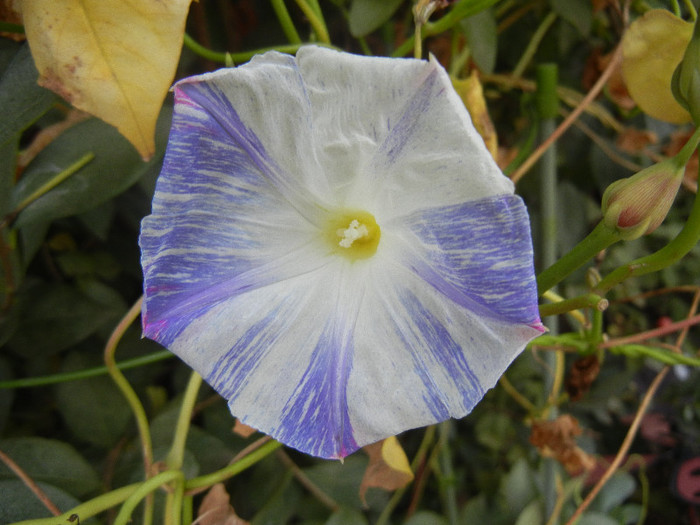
601,158 -> 684,240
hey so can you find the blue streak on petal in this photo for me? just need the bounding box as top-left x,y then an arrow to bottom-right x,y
177,84 -> 279,187
275,317 -> 357,459
207,303 -> 286,403
174,66 -> 322,216
142,242 -> 328,348
397,194 -> 542,329
379,288 -> 485,422
375,67 -> 440,166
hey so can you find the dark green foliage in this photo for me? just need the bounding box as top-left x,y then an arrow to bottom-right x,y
1,2 -> 700,524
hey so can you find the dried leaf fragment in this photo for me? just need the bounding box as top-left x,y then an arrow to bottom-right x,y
359,436 -> 413,504
615,128 -> 657,155
452,71 -> 499,159
196,483 -> 249,525
565,355 -> 601,401
530,414 -> 595,474
18,0 -> 192,159
233,419 -> 257,438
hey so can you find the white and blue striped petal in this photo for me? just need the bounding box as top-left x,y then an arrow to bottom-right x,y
140,45 -> 543,459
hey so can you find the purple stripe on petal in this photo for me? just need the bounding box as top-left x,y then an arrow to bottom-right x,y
401,289 -> 485,414
376,67 -> 440,165
276,318 -> 357,459
207,304 -> 287,402
378,288 -> 485,422
173,72 -> 322,218
176,84 -> 279,186
397,194 -> 541,328
142,245 -> 330,348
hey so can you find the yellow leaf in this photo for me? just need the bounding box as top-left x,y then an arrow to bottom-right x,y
452,71 -> 499,159
359,436 -> 413,504
19,0 -> 191,159
621,9 -> 692,124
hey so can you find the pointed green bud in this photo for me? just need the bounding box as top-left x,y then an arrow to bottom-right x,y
601,157 -> 684,240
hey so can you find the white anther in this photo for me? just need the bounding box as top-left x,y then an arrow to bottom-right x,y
337,220 -> 369,248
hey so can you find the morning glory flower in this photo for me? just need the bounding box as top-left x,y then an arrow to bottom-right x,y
139,45 -> 544,459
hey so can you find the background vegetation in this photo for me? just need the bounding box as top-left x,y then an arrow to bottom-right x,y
1,0 -> 700,524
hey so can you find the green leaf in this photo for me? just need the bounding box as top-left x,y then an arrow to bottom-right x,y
349,0 -> 404,37
0,357 -> 14,434
500,458 -> 537,518
55,350 -> 132,448
0,43 -> 58,147
550,0 -> 592,37
460,9 -> 497,74
461,493 -> 510,525
250,470 -> 303,525
77,200 -> 116,241
0,437 -> 101,497
0,479 -> 83,523
17,220 -> 50,268
591,471 -> 636,513
404,511 -> 449,525
575,512 -> 619,525
0,133 -> 18,216
475,412 -> 516,451
304,455 -> 369,509
514,500 -> 543,525
0,39 -> 21,76
325,506 -> 368,525
12,107 -> 171,227
6,282 -> 122,357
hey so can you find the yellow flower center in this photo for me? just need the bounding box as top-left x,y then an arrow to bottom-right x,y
326,210 -> 380,260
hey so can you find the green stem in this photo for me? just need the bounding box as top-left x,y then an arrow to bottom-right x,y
537,63 -> 560,523
671,0 -> 681,17
674,126 -> 700,167
537,222 -> 622,295
103,296 -> 154,525
438,421 -> 459,525
165,478 -> 185,525
512,13 -> 557,79
304,0 -> 324,19
270,0 -> 302,44
182,495 -> 193,525
448,35 -> 472,76
392,0 -> 500,57
538,293 -> 608,318
166,372 -> 203,469
294,0 -> 330,43
185,440 -> 283,490
182,33 -> 227,63
182,37 -> 306,64
0,350 -> 172,389
114,471 -> 184,525
414,19 -> 424,59
610,344 -> 700,366
590,304 -> 604,345
10,153 -> 94,218
11,483 -> 142,525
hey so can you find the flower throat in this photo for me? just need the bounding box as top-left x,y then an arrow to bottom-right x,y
326,210 -> 380,260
